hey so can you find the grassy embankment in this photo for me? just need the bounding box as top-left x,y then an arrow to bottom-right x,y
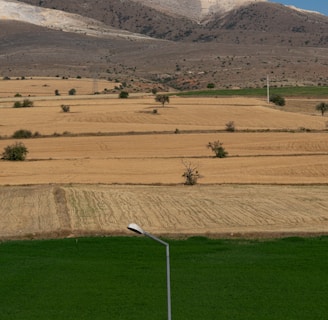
1,236 -> 327,320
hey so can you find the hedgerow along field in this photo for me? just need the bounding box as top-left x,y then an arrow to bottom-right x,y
0,236 -> 327,320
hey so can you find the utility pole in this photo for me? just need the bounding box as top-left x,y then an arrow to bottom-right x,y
266,74 -> 270,103
93,72 -> 98,94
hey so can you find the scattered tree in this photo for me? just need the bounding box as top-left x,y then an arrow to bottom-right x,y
55,89 -> 60,96
207,140 -> 228,158
207,83 -> 215,89
13,99 -> 34,108
151,88 -> 158,95
119,91 -> 129,99
182,161 -> 200,185
269,94 -> 285,106
68,88 -> 76,95
23,99 -> 34,107
315,102 -> 328,116
225,121 -> 235,132
14,93 -> 22,97
13,101 -> 22,108
155,94 -> 170,107
1,142 -> 28,161
61,104 -> 70,112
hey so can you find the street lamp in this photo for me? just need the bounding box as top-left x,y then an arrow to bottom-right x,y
127,223 -> 172,320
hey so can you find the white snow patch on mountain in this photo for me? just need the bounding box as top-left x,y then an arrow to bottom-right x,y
0,0 -> 154,40
132,0 -> 267,21
286,5 -> 323,16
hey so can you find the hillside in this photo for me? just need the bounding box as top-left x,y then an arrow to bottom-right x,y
15,0 -> 328,43
1,0 -> 328,89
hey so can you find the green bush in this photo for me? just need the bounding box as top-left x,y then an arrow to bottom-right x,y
270,94 -> 285,106
225,121 -> 235,132
13,99 -> 34,108
207,83 -> 215,89
13,101 -> 22,108
1,142 -> 28,161
12,129 -> 32,139
182,161 -> 200,185
151,88 -> 158,95
61,105 -> 70,112
22,99 -> 34,107
119,91 -> 129,99
207,140 -> 228,158
68,88 -> 76,95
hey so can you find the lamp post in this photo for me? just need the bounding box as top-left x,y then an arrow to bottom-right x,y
127,223 -> 172,320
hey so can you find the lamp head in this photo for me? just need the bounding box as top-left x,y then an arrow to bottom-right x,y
127,223 -> 144,235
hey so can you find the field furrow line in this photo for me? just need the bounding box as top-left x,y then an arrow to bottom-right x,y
53,186 -> 71,230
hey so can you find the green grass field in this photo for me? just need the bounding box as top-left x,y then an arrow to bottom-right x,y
177,86 -> 328,97
0,236 -> 327,320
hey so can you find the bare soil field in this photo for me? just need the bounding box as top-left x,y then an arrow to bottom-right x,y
0,78 -> 327,239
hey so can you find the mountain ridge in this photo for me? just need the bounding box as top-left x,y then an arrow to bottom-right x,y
0,0 -> 156,40
1,0 -> 328,90
129,0 -> 268,21
11,0 -> 328,43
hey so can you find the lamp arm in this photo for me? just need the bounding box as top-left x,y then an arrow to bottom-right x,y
143,231 -> 169,247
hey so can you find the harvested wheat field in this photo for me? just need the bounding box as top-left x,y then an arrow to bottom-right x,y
0,184 -> 328,240
0,79 -> 328,239
0,77 -> 117,98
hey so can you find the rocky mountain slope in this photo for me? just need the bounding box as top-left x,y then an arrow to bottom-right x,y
13,0 -> 328,43
0,0 -> 155,39
0,0 -> 328,90
130,0 -> 268,21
